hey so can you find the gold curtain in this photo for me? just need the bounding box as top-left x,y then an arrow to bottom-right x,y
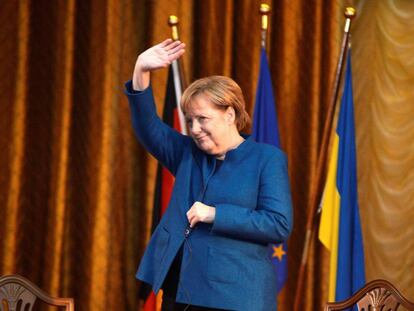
353,0 -> 414,302
1,0 -> 413,310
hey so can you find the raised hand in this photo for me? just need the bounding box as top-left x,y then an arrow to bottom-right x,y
138,39 -> 185,71
132,39 -> 185,90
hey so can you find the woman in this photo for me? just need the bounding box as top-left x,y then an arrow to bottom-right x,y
125,39 -> 293,311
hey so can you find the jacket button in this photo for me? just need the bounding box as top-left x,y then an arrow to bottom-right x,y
184,228 -> 191,237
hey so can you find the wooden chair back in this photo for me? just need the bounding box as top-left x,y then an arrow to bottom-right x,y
324,279 -> 414,311
0,274 -> 74,311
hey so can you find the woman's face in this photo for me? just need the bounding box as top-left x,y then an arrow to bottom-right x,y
185,94 -> 235,156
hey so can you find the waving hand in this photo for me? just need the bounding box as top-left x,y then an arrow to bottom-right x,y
133,39 -> 185,90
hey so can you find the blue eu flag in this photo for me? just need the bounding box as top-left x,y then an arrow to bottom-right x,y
252,48 -> 287,294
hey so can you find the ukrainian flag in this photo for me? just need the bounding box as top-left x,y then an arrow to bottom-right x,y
318,51 -> 365,304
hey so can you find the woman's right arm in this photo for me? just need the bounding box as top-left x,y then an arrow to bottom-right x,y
125,39 -> 187,175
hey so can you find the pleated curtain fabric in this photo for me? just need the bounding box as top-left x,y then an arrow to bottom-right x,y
1,1 -> 413,310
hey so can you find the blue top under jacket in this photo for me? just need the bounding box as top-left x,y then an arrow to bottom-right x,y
125,81 -> 293,311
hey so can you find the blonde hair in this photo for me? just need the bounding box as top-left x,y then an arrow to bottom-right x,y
181,76 -> 251,132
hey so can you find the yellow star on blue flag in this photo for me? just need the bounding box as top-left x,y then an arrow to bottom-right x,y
272,244 -> 286,262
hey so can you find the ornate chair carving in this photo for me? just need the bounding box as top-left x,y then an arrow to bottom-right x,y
0,274 -> 74,311
324,279 -> 414,311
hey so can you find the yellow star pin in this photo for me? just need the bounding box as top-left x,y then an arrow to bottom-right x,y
272,244 -> 286,261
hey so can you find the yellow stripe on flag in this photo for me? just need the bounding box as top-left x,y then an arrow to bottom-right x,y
319,133 -> 341,302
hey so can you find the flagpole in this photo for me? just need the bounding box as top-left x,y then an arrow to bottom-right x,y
293,7 -> 356,311
260,3 -> 270,49
256,1 -> 291,297
168,15 -> 187,134
168,15 -> 187,89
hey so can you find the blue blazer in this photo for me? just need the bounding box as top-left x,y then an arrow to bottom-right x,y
125,81 -> 293,311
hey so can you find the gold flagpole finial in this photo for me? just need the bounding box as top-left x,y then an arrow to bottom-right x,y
168,15 -> 180,40
344,7 -> 356,18
260,4 -> 271,31
259,3 -> 271,49
344,7 -> 356,33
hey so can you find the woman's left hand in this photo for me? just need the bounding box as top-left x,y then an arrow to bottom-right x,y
187,201 -> 216,227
